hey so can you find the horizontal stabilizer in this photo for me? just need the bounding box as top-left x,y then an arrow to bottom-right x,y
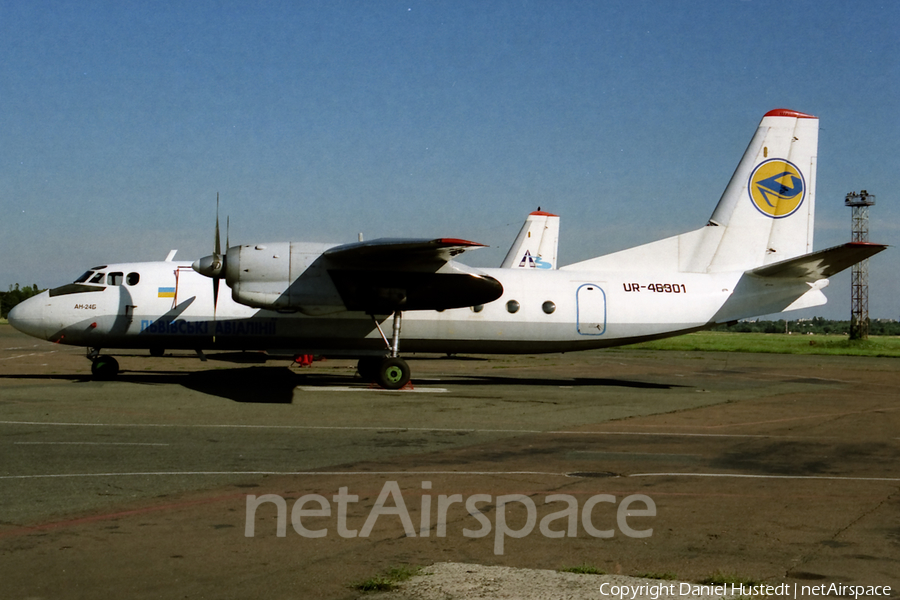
749,242 -> 887,281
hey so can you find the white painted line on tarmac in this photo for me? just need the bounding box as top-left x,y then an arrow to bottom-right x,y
630,472 -> 900,482
1,421 -> 891,442
13,441 -> 169,446
296,386 -> 448,393
0,351 -> 57,361
0,470 -> 571,480
6,469 -> 899,483
0,421 -> 853,439
572,450 -> 705,457
0,420 -> 542,433
554,430 -> 776,438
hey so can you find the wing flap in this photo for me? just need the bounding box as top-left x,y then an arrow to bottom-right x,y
749,242 -> 887,280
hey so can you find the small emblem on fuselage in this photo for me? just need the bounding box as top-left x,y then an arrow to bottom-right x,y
748,159 -> 805,218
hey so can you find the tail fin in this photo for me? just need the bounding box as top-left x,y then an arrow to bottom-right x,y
562,109 -> 819,274
702,109 -> 818,272
500,211 -> 560,269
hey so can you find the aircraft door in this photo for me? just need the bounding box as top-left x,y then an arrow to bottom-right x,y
576,283 -> 606,335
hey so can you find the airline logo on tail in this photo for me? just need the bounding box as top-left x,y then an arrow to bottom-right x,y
518,250 -> 552,269
748,159 -> 805,218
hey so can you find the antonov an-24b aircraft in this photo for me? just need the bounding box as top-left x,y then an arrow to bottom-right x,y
9,109 -> 887,388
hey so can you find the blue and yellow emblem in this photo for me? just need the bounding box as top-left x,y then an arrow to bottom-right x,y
748,159 -> 805,218
157,287 -> 176,298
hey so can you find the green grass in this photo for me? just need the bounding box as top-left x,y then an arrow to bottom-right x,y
559,564 -> 605,575
635,571 -> 679,580
627,331 -> 900,357
699,571 -> 763,586
351,565 -> 421,593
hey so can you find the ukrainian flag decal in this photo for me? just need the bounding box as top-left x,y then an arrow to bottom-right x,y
157,287 -> 176,298
748,159 -> 805,218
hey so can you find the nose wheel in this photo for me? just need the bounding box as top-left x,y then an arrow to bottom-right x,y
90,355 -> 120,380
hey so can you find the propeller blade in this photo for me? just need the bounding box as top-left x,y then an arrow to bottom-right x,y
212,194 -> 222,327
212,195 -> 222,342
214,193 -> 221,257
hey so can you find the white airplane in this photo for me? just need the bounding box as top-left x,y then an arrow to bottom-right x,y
9,109 -> 886,388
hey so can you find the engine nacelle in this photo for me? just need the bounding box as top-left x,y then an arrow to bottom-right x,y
225,242 -> 346,315
204,238 -> 504,315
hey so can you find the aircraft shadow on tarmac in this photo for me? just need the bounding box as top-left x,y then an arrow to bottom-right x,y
1,354 -> 684,404
0,368 -> 301,404
171,370 -> 684,401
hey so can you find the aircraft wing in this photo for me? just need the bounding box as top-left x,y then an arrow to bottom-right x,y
749,242 -> 888,281
322,237 -> 503,312
324,237 -> 487,264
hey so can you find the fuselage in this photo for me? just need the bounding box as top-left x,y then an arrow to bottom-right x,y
10,258 -> 750,356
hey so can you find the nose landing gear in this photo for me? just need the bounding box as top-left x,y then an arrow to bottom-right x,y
88,348 -> 119,380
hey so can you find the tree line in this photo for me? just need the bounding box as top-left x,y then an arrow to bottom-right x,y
713,316 -> 900,336
1,284 -> 44,319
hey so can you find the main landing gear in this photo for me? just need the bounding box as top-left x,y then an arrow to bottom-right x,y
88,348 -> 119,380
358,312 -> 412,390
357,355 -> 411,390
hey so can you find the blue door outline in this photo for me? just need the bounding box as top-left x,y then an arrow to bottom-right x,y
576,283 -> 606,336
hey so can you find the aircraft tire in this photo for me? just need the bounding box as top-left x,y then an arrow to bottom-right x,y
91,356 -> 120,380
150,348 -> 165,357
376,357 -> 410,390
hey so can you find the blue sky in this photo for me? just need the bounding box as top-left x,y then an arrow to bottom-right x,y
2,1 -> 898,319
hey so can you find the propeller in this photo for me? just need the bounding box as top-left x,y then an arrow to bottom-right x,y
192,194 -> 227,323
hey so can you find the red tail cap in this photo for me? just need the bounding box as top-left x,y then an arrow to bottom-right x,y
764,109 -> 818,119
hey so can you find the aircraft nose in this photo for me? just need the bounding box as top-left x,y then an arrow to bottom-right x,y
7,292 -> 48,339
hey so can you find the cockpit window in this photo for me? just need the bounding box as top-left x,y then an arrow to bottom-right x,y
126,272 -> 140,286
74,271 -> 93,283
107,272 -> 124,286
49,283 -> 106,297
89,272 -> 105,284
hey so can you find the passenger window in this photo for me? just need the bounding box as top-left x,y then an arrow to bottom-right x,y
89,272 -> 105,284
108,272 -> 124,286
126,272 -> 140,286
